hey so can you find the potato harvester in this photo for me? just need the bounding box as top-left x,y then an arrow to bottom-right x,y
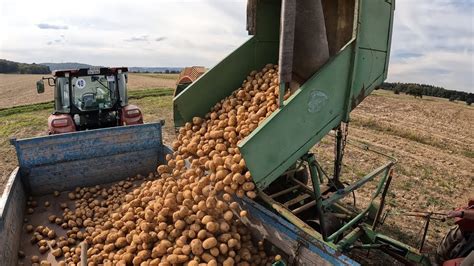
174,0 -> 431,264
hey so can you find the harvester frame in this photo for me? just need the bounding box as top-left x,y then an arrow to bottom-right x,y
256,133 -> 430,265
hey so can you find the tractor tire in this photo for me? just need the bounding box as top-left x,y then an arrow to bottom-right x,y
437,225 -> 468,262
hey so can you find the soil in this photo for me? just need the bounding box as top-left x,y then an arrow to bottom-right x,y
0,73 -> 178,109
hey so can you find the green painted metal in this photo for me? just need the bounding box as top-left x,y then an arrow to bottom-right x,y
259,155 -> 430,264
173,0 -> 395,190
304,154 -> 328,240
173,0 -> 403,261
322,162 -> 393,209
336,227 -> 363,251
271,261 -> 286,266
360,225 -> 432,265
173,0 -> 280,127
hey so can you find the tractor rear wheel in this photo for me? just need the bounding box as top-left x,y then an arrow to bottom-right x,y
437,225 -> 467,262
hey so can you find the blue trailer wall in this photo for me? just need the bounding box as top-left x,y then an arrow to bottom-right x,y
10,122 -> 169,195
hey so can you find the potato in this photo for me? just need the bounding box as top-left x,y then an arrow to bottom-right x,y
39,245 -> 49,254
190,239 -> 203,255
25,224 -> 34,233
187,260 -> 199,266
31,255 -> 40,263
23,66 -> 280,263
223,257 -> 235,266
67,192 -> 75,200
202,237 -> 217,249
115,237 -> 127,248
47,230 -> 56,239
52,248 -> 63,257
167,254 -> 188,264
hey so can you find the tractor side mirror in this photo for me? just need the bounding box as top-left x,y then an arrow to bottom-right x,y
36,80 -> 45,94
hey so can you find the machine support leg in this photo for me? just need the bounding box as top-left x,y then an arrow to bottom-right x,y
303,153 -> 328,241
419,214 -> 431,252
333,126 -> 344,189
372,169 -> 393,231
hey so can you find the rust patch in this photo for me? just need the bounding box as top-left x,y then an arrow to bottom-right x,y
351,85 -> 366,110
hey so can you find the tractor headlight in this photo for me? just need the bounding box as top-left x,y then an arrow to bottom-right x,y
52,118 -> 69,127
126,109 -> 141,117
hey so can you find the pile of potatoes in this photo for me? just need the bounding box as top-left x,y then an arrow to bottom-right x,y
25,64 -> 282,265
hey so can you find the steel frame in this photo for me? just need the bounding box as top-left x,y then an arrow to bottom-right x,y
258,138 -> 431,265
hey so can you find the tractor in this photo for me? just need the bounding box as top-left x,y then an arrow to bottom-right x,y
36,67 -> 143,134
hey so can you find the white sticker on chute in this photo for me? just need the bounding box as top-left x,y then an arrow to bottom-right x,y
75,78 -> 86,89
106,76 -> 115,82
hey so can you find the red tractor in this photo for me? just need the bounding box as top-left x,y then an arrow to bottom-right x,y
37,67 -> 143,134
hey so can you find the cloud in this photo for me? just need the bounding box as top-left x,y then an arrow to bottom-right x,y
1,0 -> 471,92
387,0 -> 474,92
46,35 -> 66,46
124,35 -> 149,42
37,23 -> 68,30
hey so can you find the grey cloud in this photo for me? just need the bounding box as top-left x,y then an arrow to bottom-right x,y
125,35 -> 149,42
37,23 -> 68,30
156,36 -> 166,42
46,37 -> 65,46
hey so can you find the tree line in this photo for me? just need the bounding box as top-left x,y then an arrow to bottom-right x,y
0,59 -> 51,74
377,82 -> 474,105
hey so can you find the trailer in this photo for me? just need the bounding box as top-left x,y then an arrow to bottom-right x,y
1,122 -> 361,265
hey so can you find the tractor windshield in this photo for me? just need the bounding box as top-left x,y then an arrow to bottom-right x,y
71,75 -> 117,111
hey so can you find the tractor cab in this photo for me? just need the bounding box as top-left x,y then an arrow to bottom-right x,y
37,67 -> 143,134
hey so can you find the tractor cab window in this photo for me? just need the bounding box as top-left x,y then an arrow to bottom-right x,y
55,78 -> 70,113
117,73 -> 128,106
71,75 -> 117,111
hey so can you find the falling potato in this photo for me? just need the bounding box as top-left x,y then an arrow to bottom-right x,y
24,65 -> 280,265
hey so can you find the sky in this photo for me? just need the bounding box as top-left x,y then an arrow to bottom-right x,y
0,0 -> 473,92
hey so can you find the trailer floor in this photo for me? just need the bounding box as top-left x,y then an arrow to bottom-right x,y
19,190 -> 76,265
18,177 -> 149,266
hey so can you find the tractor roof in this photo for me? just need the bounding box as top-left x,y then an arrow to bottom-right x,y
53,67 -> 128,77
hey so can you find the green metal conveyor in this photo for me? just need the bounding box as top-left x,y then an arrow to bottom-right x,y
174,0 -> 395,189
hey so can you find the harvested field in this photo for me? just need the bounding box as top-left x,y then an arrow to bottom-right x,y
0,73 -> 178,109
313,90 -> 474,253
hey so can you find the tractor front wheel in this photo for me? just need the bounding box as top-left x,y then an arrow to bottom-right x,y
437,225 -> 467,262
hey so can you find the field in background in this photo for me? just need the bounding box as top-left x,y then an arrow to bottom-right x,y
0,73 -> 178,108
0,79 -> 472,254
